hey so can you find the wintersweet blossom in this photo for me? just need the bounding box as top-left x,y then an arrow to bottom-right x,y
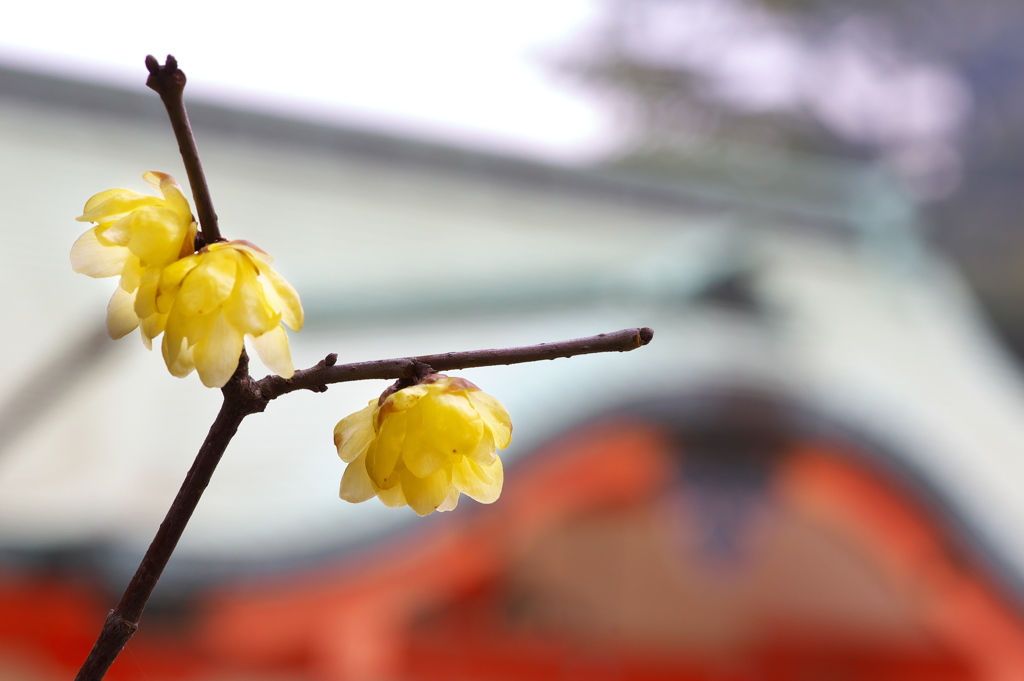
72,172 -> 304,387
335,375 -> 512,516
71,172 -> 197,342
155,241 -> 304,387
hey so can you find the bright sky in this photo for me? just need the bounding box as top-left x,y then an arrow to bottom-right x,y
0,0 -> 616,162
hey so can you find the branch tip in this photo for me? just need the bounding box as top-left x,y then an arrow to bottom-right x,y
639,327 -> 654,345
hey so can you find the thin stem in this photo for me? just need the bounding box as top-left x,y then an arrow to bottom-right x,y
73,328 -> 652,680
259,327 -> 655,399
144,55 -> 222,243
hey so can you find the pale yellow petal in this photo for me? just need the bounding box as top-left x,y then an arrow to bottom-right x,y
334,402 -> 376,463
467,390 -> 512,449
178,221 -> 199,259
142,171 -> 163,193
161,333 -> 195,378
452,456 -> 503,504
375,384 -> 430,428
126,206 -> 190,266
224,258 -> 280,335
106,287 -> 139,339
70,228 -> 130,278
192,314 -> 245,388
251,325 -> 294,378
403,392 -> 482,478
375,482 -> 408,509
100,214 -> 134,247
157,256 -> 200,313
133,266 -> 161,320
166,302 -> 218,348
118,257 -> 142,293
78,189 -> 153,223
402,466 -> 453,516
365,410 -> 409,486
339,452 -> 376,503
227,240 -> 273,264
436,486 -> 461,512
464,430 -> 498,467
258,265 -> 304,331
176,250 -> 238,316
140,311 -> 168,344
147,171 -> 193,223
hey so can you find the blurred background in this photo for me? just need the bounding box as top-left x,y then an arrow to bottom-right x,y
5,0 -> 1024,678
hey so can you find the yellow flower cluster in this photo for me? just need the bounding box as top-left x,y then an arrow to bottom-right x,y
335,376 -> 512,515
72,172 -> 303,387
71,171 -> 196,342
157,241 -> 303,387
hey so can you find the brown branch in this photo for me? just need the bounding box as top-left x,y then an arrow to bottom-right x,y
259,326 -> 655,400
73,328 -> 653,680
144,55 -> 222,244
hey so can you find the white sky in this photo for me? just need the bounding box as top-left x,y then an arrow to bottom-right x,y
0,0 -> 617,162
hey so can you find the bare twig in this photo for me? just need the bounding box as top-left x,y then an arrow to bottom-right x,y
260,326 -> 654,399
144,54 -> 222,244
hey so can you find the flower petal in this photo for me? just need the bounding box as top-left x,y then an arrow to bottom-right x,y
339,452 -> 376,503
78,189 -> 154,223
467,390 -> 512,449
251,325 -> 294,378
464,430 -> 498,467
146,171 -> 193,224
402,466 -> 452,516
106,287 -> 139,339
437,486 -> 461,512
118,257 -> 142,293
140,312 -> 168,345
142,311 -> 169,342
133,266 -> 162,320
192,314 -> 244,387
375,482 -> 408,509
126,206 -> 190,266
161,333 -> 195,378
366,410 -> 409,486
157,256 -> 200,314
375,384 -> 429,428
70,228 -> 130,278
176,249 -> 237,316
224,257 -> 279,335
403,392 -> 482,478
334,402 -> 376,462
258,266 -> 304,331
452,456 -> 503,504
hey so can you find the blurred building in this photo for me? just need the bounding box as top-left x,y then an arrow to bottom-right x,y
3,64 -> 1024,679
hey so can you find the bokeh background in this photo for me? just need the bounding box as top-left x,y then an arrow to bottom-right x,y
5,1 -> 1024,679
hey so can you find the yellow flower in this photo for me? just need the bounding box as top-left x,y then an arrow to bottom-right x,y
155,241 -> 304,388
71,172 -> 198,341
71,172 -> 304,388
335,376 -> 512,516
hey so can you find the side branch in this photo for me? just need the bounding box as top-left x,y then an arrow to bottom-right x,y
144,55 -> 222,244
260,327 -> 654,399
